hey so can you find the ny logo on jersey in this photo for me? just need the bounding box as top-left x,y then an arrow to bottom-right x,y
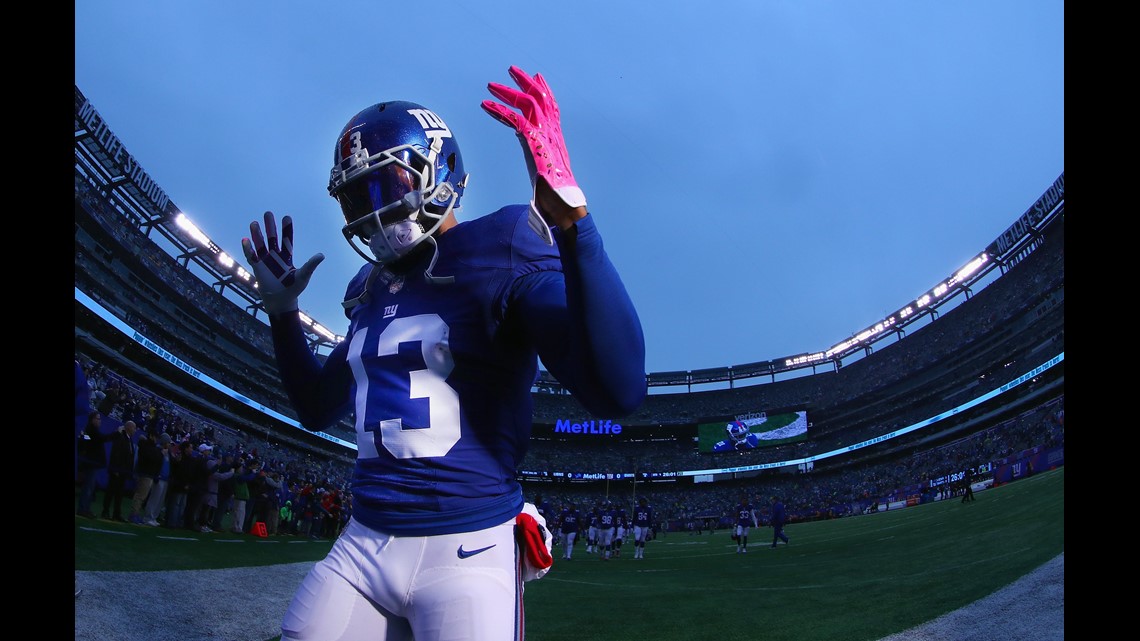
407,108 -> 452,163
383,304 -> 398,319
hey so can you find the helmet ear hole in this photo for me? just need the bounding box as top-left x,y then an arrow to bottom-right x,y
446,152 -> 457,172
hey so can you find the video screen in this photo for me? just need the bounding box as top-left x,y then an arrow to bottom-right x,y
698,410 -> 809,453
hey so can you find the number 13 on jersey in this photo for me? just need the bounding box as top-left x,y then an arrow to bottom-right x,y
347,314 -> 461,460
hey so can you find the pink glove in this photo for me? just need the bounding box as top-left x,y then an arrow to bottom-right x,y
482,66 -> 586,212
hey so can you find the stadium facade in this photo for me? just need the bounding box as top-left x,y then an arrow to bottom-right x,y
74,85 -> 1064,512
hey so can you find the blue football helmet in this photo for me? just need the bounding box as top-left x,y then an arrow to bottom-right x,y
726,420 -> 750,444
328,100 -> 468,276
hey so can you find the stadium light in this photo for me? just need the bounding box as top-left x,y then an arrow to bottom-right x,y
955,253 -> 988,281
312,324 -> 341,342
174,213 -> 211,248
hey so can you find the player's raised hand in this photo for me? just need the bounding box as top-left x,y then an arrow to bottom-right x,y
483,65 -> 586,231
241,211 -> 324,315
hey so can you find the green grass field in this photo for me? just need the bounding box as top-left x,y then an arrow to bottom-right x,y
75,466 -> 1063,641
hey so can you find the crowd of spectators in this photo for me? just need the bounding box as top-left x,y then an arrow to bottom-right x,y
76,175 -> 276,357
76,343 -> 1063,540
76,352 -> 354,538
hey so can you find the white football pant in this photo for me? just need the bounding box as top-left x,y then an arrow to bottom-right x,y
281,517 -> 525,640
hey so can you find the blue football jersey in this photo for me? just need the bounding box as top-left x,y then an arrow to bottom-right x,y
633,505 -> 653,527
270,205 -> 646,537
560,508 -> 579,534
599,507 -> 616,529
737,503 -> 756,526
713,433 -> 761,452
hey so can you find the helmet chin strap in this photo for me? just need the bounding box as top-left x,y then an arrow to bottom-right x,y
342,232 -> 453,311
421,235 -> 454,285
344,186 -> 459,301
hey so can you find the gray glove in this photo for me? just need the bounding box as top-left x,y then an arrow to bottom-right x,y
241,211 -> 324,315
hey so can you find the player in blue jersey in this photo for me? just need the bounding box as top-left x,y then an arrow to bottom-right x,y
712,420 -> 761,452
632,497 -> 654,559
597,500 -> 618,560
559,502 -> 581,560
613,501 -> 628,532
733,494 -> 759,553
612,501 -> 628,557
586,502 -> 600,553
614,517 -> 626,557
242,66 -> 646,641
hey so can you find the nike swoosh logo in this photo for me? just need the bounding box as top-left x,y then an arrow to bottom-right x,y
457,544 -> 496,559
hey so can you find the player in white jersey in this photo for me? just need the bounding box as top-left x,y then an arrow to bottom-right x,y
244,66 -> 646,641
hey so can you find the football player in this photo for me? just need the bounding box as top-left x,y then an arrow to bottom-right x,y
243,66 -> 647,641
612,501 -> 628,556
734,494 -> 760,553
598,500 -> 617,560
632,497 -> 654,559
559,502 -> 581,560
712,420 -> 761,452
616,520 -> 624,554
586,502 -> 600,553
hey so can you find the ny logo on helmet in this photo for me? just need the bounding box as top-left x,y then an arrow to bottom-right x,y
407,108 -> 452,161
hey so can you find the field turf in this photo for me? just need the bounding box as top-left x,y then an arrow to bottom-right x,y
75,466 -> 1064,641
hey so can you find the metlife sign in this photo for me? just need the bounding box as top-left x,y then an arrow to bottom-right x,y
553,419 -> 623,435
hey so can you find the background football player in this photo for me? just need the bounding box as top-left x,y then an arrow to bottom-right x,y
632,497 -> 654,559
598,500 -> 617,560
713,420 -> 762,452
559,502 -> 581,560
734,494 -> 760,553
586,501 -> 600,554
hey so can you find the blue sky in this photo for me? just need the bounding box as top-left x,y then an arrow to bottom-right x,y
74,1 -> 1064,374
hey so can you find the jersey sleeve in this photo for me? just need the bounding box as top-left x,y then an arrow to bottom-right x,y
507,213 -> 647,417
266,264 -> 375,430
267,309 -> 355,431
